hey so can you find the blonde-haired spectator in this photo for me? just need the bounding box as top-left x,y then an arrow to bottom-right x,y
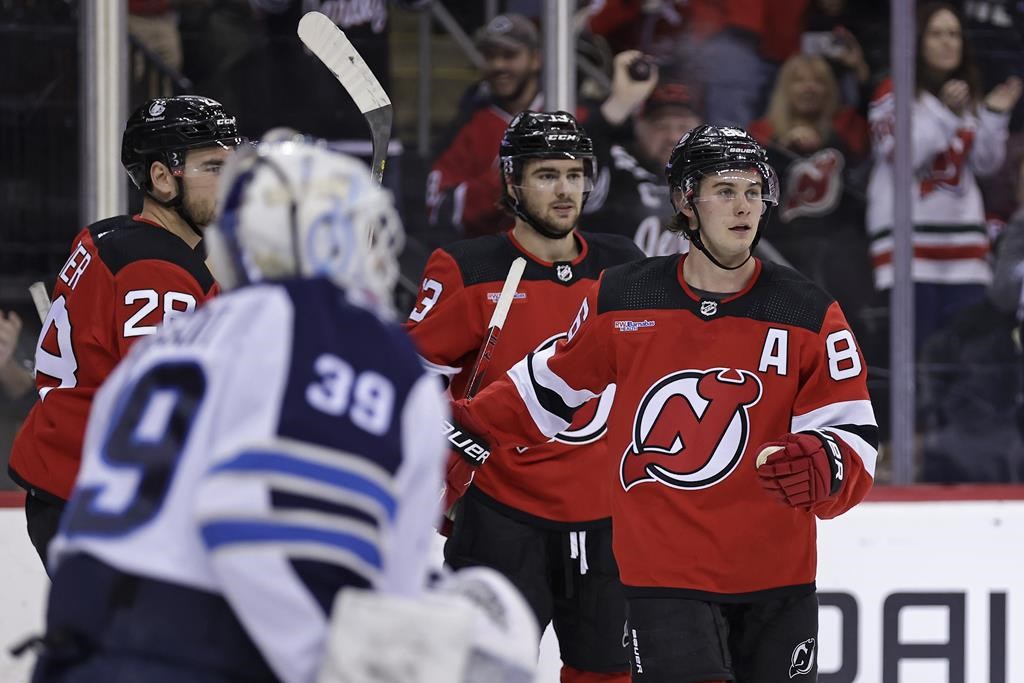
748,53 -> 873,339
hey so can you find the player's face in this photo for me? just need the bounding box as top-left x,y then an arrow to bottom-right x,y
482,45 -> 540,102
922,9 -> 962,74
634,109 -> 701,169
516,158 -> 586,236
684,169 -> 765,266
179,146 -> 233,228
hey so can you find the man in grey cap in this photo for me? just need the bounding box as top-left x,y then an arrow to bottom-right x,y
426,14 -> 543,238
474,13 -> 541,117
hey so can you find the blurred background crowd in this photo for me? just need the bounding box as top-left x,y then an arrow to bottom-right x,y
4,0 -> 1024,487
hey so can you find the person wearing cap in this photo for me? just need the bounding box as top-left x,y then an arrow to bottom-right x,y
584,81 -> 703,256
427,14 -> 657,239
8,96 -> 244,574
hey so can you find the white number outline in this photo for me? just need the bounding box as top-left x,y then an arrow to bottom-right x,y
408,278 -> 443,323
306,353 -> 395,436
825,329 -> 862,381
35,294 -> 78,400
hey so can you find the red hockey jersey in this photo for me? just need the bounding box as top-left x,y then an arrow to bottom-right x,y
405,231 -> 643,526
466,255 -> 877,597
9,216 -> 219,500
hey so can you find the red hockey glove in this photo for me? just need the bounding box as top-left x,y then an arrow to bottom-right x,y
440,401 -> 492,516
755,431 -> 845,509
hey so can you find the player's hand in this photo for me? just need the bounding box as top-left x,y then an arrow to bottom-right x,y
754,431 -> 845,510
440,401 -> 492,517
0,310 -> 23,367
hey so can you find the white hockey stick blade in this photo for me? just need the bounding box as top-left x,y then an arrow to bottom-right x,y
28,282 -> 50,323
297,12 -> 391,114
297,11 -> 393,183
489,257 -> 527,330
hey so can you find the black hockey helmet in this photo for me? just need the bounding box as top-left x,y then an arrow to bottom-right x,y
500,110 -> 596,181
664,125 -> 779,270
499,111 -> 596,238
122,95 -> 246,190
665,124 -> 778,201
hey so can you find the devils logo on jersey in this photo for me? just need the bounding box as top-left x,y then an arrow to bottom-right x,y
779,148 -> 844,223
920,128 -> 974,198
620,368 -> 762,491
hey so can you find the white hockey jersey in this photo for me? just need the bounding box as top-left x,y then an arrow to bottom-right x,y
50,278 -> 448,683
866,77 -> 1010,289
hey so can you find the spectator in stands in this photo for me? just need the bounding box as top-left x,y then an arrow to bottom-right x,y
685,0 -> 810,128
584,81 -> 702,256
866,1 -> 1021,353
426,14 -> 542,238
1,308 -> 35,490
748,53 -> 874,339
800,0 -> 879,111
427,14 -> 656,238
584,0 -> 689,59
0,310 -> 32,403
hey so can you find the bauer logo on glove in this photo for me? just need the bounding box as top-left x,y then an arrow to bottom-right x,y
443,418 -> 490,466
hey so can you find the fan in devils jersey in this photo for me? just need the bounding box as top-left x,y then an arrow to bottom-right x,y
8,96 -> 245,574
406,111 -> 643,682
448,125 -> 878,683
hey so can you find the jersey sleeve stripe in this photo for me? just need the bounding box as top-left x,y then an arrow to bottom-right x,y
505,345 -> 600,439
200,520 -> 382,568
418,356 -> 461,378
210,451 -> 397,521
790,399 -> 876,434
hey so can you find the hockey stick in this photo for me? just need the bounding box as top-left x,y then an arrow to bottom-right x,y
297,11 -> 393,185
28,282 -> 50,323
463,257 -> 527,399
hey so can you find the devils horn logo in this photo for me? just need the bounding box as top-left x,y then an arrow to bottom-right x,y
620,368 -> 762,490
789,637 -> 816,678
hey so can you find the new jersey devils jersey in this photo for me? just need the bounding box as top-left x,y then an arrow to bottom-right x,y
467,256 -> 878,597
405,231 -> 643,526
9,215 -> 219,501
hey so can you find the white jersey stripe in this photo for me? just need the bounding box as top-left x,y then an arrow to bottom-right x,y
828,426 -> 878,478
790,399 -> 876,433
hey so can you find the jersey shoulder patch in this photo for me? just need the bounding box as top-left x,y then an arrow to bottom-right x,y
89,216 -> 215,293
597,256 -> 684,313
442,234 -> 520,286
740,261 -> 835,333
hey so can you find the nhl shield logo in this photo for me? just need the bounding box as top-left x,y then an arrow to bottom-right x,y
699,300 -> 718,317
556,264 -> 573,282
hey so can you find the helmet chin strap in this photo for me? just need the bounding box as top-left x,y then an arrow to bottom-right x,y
507,186 -> 580,241
682,197 -> 758,272
148,177 -> 203,239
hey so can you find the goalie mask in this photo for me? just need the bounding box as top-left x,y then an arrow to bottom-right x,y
206,130 -> 404,315
665,124 -> 779,270
500,110 -> 596,239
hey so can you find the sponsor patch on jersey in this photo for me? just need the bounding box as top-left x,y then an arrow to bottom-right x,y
485,291 -> 527,303
613,319 -> 656,333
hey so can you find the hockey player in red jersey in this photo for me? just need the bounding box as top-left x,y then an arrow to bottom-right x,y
406,111 -> 644,682
8,96 -> 245,573
448,125 -> 878,682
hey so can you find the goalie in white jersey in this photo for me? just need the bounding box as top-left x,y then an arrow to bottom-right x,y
27,134 -> 539,683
